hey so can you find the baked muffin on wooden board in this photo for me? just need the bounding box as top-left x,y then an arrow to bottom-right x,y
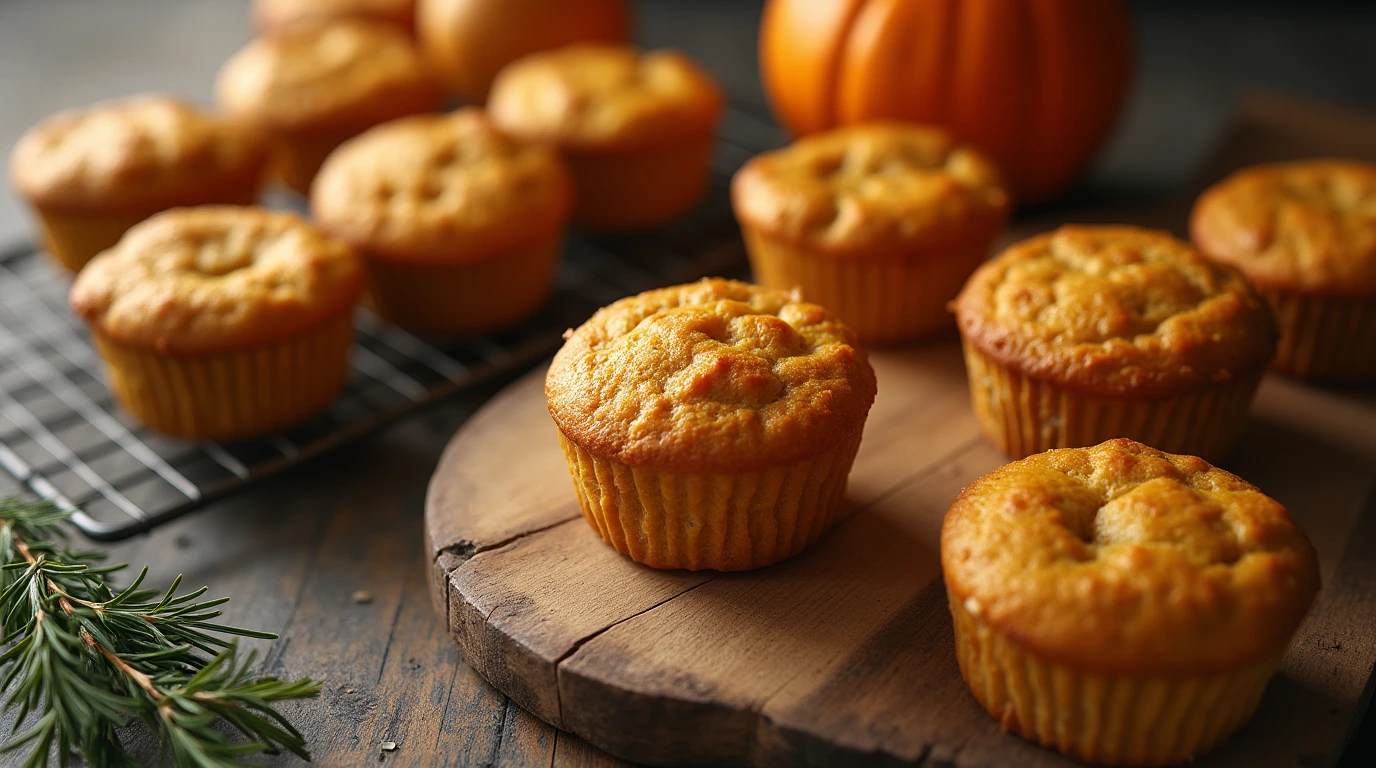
952,224 -> 1276,462
1191,159 -> 1376,381
489,44 -> 722,233
252,0 -> 416,34
9,95 -> 268,272
545,278 -> 877,571
70,206 -> 363,440
942,438 -> 1320,766
733,122 -> 1011,343
312,108 -> 572,334
216,20 -> 439,195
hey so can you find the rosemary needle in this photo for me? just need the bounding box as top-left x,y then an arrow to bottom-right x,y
0,497 -> 320,767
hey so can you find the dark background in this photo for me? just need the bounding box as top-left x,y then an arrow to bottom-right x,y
0,1 -> 1373,765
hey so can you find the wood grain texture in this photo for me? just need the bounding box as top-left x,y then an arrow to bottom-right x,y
426,340 -> 1376,767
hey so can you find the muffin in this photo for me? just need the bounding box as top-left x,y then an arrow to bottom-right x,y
9,95 -> 268,272
252,0 -> 416,33
546,278 -> 877,571
942,438 -> 1320,766
1191,159 -> 1376,381
70,206 -> 364,440
312,109 -> 572,333
488,44 -> 723,232
216,20 -> 439,195
951,225 -> 1276,462
733,122 -> 1011,343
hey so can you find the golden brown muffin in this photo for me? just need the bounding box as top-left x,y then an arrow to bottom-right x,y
951,225 -> 1276,462
70,206 -> 364,439
733,122 -> 1011,342
546,278 -> 877,571
489,44 -> 723,232
216,20 -> 439,194
9,95 -> 268,272
942,438 -> 1319,766
252,0 -> 416,34
311,109 -> 572,333
1191,160 -> 1376,380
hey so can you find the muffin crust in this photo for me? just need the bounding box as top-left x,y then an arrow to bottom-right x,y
489,45 -> 723,150
311,110 -> 571,262
732,123 -> 1010,255
9,95 -> 267,212
942,438 -> 1319,675
216,20 -> 437,132
1191,159 -> 1376,297
70,207 -> 363,354
953,225 -> 1276,398
546,278 -> 876,473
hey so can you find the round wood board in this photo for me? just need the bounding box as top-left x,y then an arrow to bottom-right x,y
425,341 -> 1376,767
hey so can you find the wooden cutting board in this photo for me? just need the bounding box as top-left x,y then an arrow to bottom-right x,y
425,94 -> 1376,767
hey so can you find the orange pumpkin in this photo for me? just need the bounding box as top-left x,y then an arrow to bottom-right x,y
417,0 -> 630,104
760,0 -> 1133,203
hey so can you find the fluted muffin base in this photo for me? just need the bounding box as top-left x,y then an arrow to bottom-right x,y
557,429 -> 864,571
1266,290 -> 1376,381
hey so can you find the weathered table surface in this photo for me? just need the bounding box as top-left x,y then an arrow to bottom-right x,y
2,1 -> 1376,766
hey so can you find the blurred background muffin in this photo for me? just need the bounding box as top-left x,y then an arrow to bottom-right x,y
311,109 -> 572,334
252,0 -> 416,34
489,44 -> 722,232
1192,159 -> 1376,381
9,95 -> 267,272
216,20 -> 439,194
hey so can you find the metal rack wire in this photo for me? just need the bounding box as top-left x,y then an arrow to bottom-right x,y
0,107 -> 784,540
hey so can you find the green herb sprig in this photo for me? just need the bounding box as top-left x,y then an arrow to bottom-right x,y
0,498 -> 320,767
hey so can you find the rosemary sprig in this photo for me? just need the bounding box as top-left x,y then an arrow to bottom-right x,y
0,497 -> 321,767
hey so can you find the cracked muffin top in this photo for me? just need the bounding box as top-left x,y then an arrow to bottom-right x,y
1191,160 -> 1376,297
252,0 -> 415,33
942,438 -> 1319,675
9,95 -> 268,212
952,225 -> 1276,397
731,122 -> 1010,255
311,109 -> 572,262
216,20 -> 438,132
488,45 -> 723,150
546,278 -> 876,473
71,207 -> 362,354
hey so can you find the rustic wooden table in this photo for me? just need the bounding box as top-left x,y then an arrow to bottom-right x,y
1,1 -> 1375,766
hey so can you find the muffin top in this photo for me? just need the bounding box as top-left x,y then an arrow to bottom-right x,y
732,123 -> 1010,255
1191,160 -> 1376,297
71,207 -> 363,354
215,20 -> 437,132
942,438 -> 1319,675
311,109 -> 571,262
546,278 -> 876,473
488,45 -> 723,150
952,225 -> 1276,398
252,0 -> 415,32
9,95 -> 267,212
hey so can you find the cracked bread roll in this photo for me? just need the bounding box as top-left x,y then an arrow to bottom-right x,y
732,122 -> 1010,343
941,438 -> 1319,765
546,278 -> 877,571
951,225 -> 1276,461
70,206 -> 363,439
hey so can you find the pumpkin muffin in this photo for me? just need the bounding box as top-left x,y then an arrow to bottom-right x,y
216,20 -> 439,195
312,109 -> 572,333
488,44 -> 723,232
942,438 -> 1320,765
733,122 -> 1011,343
70,206 -> 364,440
951,225 -> 1276,462
252,0 -> 416,34
1191,160 -> 1376,381
9,95 -> 268,272
546,278 -> 877,571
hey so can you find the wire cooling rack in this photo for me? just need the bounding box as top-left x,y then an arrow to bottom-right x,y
0,108 -> 784,540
